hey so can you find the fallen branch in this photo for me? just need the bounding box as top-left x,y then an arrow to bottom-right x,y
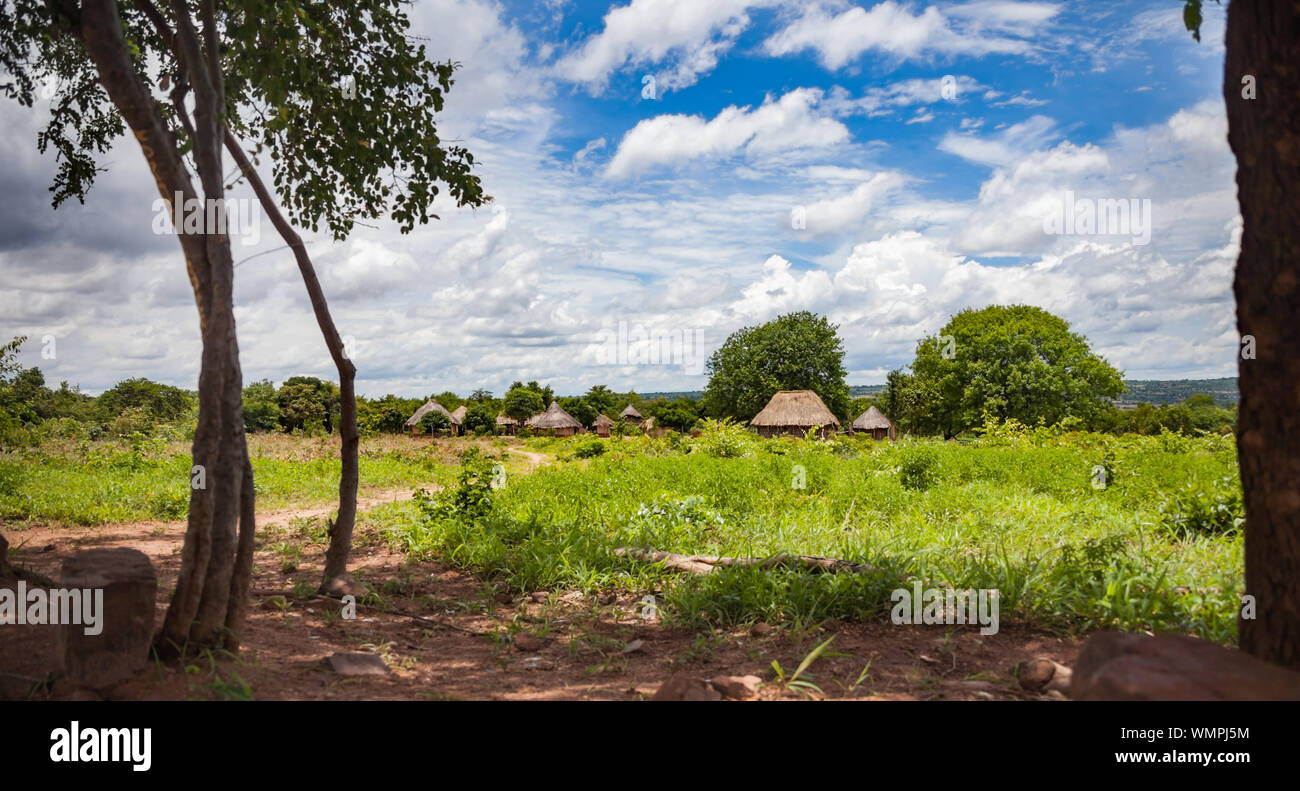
251,589 -> 488,635
613,547 -> 881,575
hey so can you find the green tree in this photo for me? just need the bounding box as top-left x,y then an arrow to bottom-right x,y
96,377 -> 194,423
503,385 -> 545,422
702,311 -> 850,421
241,379 -> 280,433
652,397 -> 700,433
560,396 -> 596,427
462,402 -> 496,434
1,0 -> 485,652
418,409 -> 451,435
584,384 -> 616,417
278,376 -> 337,433
904,305 -> 1123,437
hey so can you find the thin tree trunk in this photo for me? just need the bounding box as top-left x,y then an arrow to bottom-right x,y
222,131 -> 360,594
1225,0 -> 1300,669
78,0 -> 253,654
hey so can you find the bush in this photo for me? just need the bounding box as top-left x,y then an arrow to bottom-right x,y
897,445 -> 939,491
575,438 -> 606,458
1160,479 -> 1244,538
692,418 -> 753,458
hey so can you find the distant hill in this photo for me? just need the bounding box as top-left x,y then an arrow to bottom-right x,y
637,379 -> 1238,407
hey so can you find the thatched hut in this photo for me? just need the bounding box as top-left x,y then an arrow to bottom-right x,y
526,401 -> 584,437
495,413 -> 519,436
851,405 -> 896,440
619,404 -> 643,421
406,398 -> 460,436
450,405 -> 468,424
592,414 -> 614,438
748,390 -> 840,439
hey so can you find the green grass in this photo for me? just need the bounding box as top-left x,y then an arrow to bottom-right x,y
0,433 -> 459,525
386,426 -> 1244,642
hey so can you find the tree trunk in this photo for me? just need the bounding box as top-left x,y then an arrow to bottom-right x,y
78,0 -> 255,655
221,132 -> 360,595
1225,0 -> 1300,669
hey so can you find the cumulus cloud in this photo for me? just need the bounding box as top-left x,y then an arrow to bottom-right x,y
763,0 -> 1060,70
605,88 -> 849,178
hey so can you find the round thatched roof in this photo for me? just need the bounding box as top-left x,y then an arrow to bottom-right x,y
526,401 -> 583,429
852,405 -> 893,431
592,414 -> 615,428
619,404 -> 642,419
450,405 -> 468,422
495,413 -> 519,426
405,398 -> 457,427
749,390 -> 840,428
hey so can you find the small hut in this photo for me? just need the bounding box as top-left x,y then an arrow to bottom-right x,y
619,404 -> 643,422
450,405 -> 468,425
592,414 -> 614,438
495,413 -> 519,436
851,405 -> 896,440
748,390 -> 840,439
405,398 -> 460,436
526,401 -> 584,437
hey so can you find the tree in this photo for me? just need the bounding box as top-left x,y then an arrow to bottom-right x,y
584,384 -> 616,417
902,306 -> 1123,437
277,376 -> 336,433
652,397 -> 699,433
462,402 -> 495,434
702,311 -> 850,421
418,409 -> 450,435
560,396 -> 596,427
96,377 -> 194,423
1188,0 -> 1300,667
468,388 -> 493,403
503,385 -> 544,422
241,379 -> 279,433
1,0 -> 485,653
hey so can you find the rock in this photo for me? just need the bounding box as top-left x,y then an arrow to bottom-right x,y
710,674 -> 762,700
651,673 -> 722,701
318,575 -> 367,598
520,657 -> 555,671
56,548 -> 156,689
322,652 -> 389,676
513,633 -> 547,652
1072,631 -> 1300,701
749,622 -> 774,637
1017,657 -> 1072,693
529,591 -> 548,603
620,639 -> 645,655
598,591 -> 617,605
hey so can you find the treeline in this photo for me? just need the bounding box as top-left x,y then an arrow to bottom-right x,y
0,336 -> 708,443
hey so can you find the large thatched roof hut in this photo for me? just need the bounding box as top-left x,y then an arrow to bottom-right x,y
592,414 -> 614,438
749,390 -> 840,439
851,405 -> 896,440
526,401 -> 584,437
406,398 -> 460,436
619,404 -> 643,421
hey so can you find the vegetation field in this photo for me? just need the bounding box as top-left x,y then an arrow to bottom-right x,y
384,421 -> 1244,643
0,433 -> 480,525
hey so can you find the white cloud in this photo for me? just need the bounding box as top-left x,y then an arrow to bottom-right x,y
605,88 -> 849,178
554,0 -> 772,95
763,0 -> 1060,70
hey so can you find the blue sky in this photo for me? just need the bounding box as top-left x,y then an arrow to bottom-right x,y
0,0 -> 1238,398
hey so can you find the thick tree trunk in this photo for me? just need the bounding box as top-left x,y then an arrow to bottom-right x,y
78,0 -> 254,654
1225,0 -> 1300,669
222,132 -> 360,594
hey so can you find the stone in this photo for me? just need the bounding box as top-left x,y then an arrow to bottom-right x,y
1072,631 -> 1300,701
56,548 -> 156,689
620,639 -> 645,655
651,673 -> 722,701
319,575 -> 367,598
513,633 -> 547,652
323,652 -> 389,676
1017,657 -> 1072,693
710,674 -> 762,699
749,622 -> 773,637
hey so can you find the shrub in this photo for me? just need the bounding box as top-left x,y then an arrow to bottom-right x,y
692,418 -> 753,458
1159,479 -> 1244,538
897,445 -> 939,491
575,438 -> 606,458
